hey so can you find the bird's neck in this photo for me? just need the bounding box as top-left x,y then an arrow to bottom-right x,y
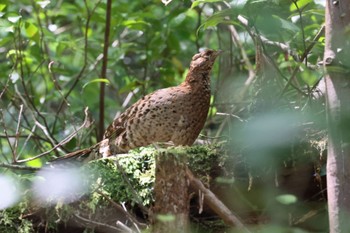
183,70 -> 211,90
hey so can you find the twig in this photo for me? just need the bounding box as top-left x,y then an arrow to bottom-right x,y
116,221 -> 134,233
15,85 -> 61,156
0,134 -> 44,140
17,124 -> 37,160
279,25 -> 325,97
234,14 -> 310,97
16,107 -> 91,163
218,3 -> 256,89
52,0 -> 101,132
292,0 -> 308,65
186,168 -> 251,232
120,202 -> 142,233
0,79 -> 9,99
98,0 -> 112,140
35,121 -> 65,154
216,112 -> 246,122
96,189 -> 146,230
0,109 -> 15,163
13,104 -> 24,161
13,17 -> 59,149
73,213 -> 122,232
0,163 -> 40,171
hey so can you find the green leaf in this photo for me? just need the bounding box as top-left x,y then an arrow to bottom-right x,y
82,78 -> 110,89
300,69 -> 320,86
191,0 -> 223,9
25,22 -> 38,38
272,15 -> 299,33
198,9 -> 238,32
26,158 -> 42,168
122,20 -> 151,30
0,4 -> 6,12
118,80 -> 143,94
290,0 -> 313,12
276,194 -> 297,205
37,1 -> 51,9
7,15 -> 21,23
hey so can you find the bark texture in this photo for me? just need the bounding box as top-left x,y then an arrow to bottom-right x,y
152,151 -> 189,233
324,0 -> 350,232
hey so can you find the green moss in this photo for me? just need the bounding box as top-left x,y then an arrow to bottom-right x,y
85,147 -> 156,207
0,200 -> 34,233
84,144 -> 226,209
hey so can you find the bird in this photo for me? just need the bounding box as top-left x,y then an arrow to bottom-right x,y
52,49 -> 221,162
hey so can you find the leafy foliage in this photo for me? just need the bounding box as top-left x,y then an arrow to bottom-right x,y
0,0 -> 330,231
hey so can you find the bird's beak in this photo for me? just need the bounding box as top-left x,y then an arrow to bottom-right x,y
212,50 -> 223,59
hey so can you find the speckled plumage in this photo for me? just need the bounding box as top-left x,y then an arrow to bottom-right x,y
99,49 -> 220,156
51,50 -> 220,162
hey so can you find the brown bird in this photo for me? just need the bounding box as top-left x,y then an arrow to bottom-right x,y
52,49 -> 221,162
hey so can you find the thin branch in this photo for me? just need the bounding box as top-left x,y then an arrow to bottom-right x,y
186,168 -> 251,232
292,0 -> 308,65
0,79 -> 9,99
0,109 -> 15,163
226,17 -> 256,89
279,25 -> 325,97
13,85 -> 62,156
116,221 -> 134,233
16,107 -> 92,163
13,104 -> 24,162
96,190 -> 146,230
17,124 -> 37,160
234,14 -> 314,98
73,213 -> 123,232
98,0 -> 113,140
300,25 -> 325,62
0,163 -> 40,171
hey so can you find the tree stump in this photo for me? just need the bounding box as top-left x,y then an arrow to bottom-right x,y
152,150 -> 189,233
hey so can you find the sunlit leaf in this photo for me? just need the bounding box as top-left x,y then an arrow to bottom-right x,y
276,194 -> 298,205
161,0 -> 173,6
290,0 -> 313,12
82,78 -> 110,89
0,4 -> 6,12
37,1 -> 51,9
198,9 -> 238,32
26,159 -> 43,168
122,20 -> 151,30
10,72 -> 19,83
191,0 -> 223,9
4,25 -> 14,33
25,22 -> 38,38
7,15 -> 21,23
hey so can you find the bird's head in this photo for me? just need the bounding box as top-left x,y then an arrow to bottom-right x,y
189,49 -> 221,73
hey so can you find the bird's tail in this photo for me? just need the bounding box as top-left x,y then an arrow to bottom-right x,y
49,143 -> 101,164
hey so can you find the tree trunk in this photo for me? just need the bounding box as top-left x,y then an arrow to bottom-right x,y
152,150 -> 189,233
324,0 -> 350,232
